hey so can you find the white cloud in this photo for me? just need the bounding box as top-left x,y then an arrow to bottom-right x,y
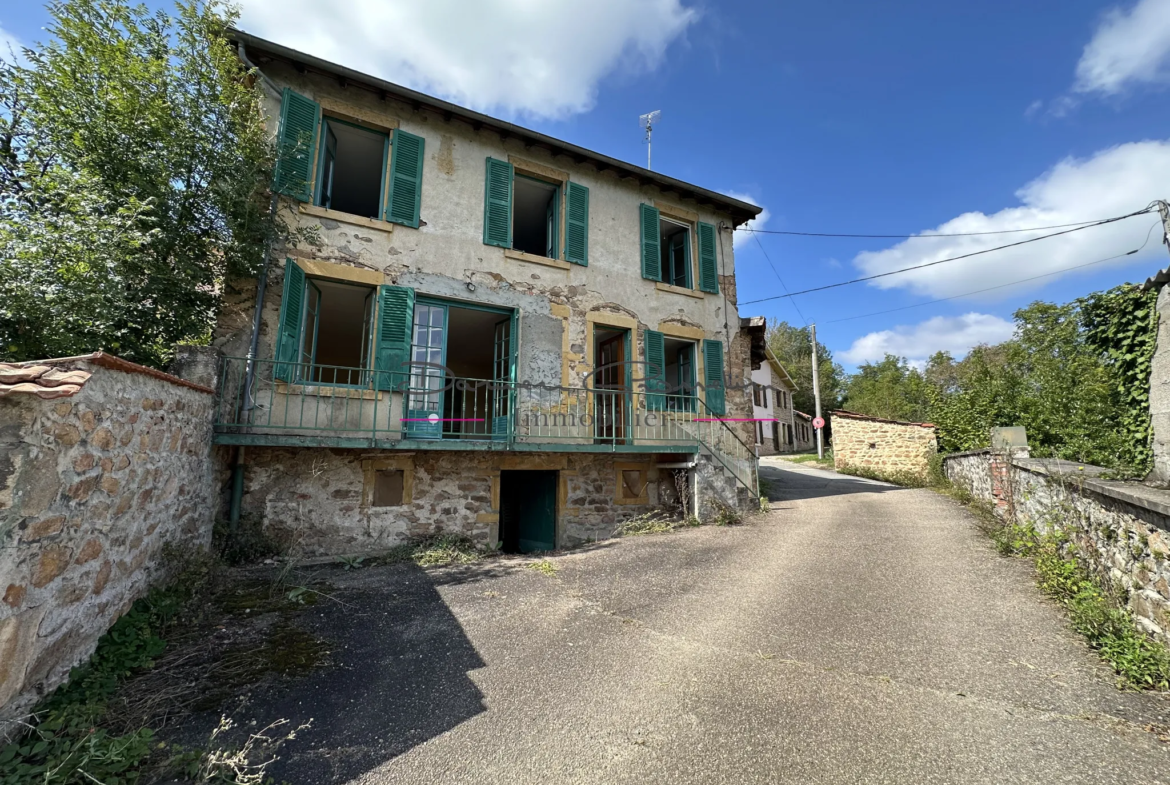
721,190 -> 769,248
239,0 -> 697,120
0,24 -> 27,64
1074,0 -> 1170,95
852,140 -> 1170,299
840,313 -> 1015,366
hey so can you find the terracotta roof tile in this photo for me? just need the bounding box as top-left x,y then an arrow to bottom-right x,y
0,363 -> 91,399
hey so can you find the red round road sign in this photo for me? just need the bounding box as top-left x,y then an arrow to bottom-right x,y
812,417 -> 825,429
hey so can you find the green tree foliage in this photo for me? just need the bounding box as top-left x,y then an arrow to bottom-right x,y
0,0 -> 273,368
891,285 -> 1154,476
766,321 -> 846,415
841,354 -> 931,422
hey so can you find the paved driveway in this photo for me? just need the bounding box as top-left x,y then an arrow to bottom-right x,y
241,459 -> 1170,784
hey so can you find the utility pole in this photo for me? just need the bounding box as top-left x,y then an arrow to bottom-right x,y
1159,200 -> 1170,257
810,323 -> 824,459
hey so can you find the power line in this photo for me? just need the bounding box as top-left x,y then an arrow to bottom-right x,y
738,217 -> 1121,239
822,225 -> 1158,325
740,206 -> 1156,306
752,233 -> 809,325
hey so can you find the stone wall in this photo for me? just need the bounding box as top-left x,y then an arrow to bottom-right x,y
944,450 -> 1170,646
238,448 -> 665,556
0,354 -> 215,721
831,410 -> 937,476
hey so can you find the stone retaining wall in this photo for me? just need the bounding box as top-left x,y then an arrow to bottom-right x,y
831,410 -> 937,476
0,355 -> 215,721
944,450 -> 1170,646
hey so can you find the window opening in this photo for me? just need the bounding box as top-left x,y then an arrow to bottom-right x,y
659,218 -> 691,288
315,118 -> 386,219
299,278 -> 374,385
512,175 -> 559,258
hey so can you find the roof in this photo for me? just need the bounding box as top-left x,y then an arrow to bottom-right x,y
230,29 -> 763,228
0,352 -> 213,397
764,347 -> 797,390
794,410 -> 813,421
831,409 -> 935,429
1142,266 -> 1170,291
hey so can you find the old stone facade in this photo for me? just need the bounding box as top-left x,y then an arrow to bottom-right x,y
211,31 -> 763,554
944,450 -> 1170,646
831,410 -> 937,476
0,355 -> 215,720
239,448 -> 673,556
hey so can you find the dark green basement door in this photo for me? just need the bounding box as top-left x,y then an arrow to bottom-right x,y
499,470 -> 557,554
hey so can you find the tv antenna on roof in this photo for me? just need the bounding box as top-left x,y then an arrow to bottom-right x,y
639,110 -> 661,170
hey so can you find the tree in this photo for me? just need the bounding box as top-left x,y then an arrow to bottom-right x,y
0,0 -> 275,368
842,354 -> 930,422
766,321 -> 846,415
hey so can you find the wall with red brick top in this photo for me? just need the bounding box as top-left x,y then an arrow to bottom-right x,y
831,412 -> 937,477
0,359 -> 214,721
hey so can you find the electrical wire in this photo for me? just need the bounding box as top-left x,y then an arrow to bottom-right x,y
821,223 -> 1158,325
752,232 -> 809,326
737,217 -> 1123,239
739,206 -> 1156,307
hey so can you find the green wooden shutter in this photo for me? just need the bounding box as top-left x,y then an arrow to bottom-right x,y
640,204 -> 661,281
274,260 -> 306,381
644,329 -> 666,411
483,157 -> 513,248
386,130 -> 425,227
703,339 -> 726,416
697,221 -> 719,293
565,181 -> 589,265
375,285 -> 415,391
273,88 -> 320,202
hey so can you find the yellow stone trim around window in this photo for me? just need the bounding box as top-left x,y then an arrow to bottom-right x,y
655,281 -> 705,299
288,255 -> 384,286
614,461 -> 650,505
276,382 -> 382,401
504,248 -> 571,270
657,322 -> 705,340
298,203 -> 395,235
654,200 -> 700,223
361,455 -> 414,507
508,155 -> 569,185
318,97 -> 401,133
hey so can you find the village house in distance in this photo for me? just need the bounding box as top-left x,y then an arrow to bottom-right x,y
212,31 -> 766,555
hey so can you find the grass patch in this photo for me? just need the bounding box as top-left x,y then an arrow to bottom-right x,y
0,551 -> 327,783
782,452 -> 834,469
527,559 -> 558,576
615,511 -> 700,537
836,463 -> 930,488
379,534 -> 484,567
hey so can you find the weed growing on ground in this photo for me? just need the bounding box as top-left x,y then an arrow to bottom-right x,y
528,559 -> 558,576
836,463 -> 930,488
782,451 -> 835,469
707,498 -> 743,526
380,534 -> 484,567
616,511 -> 684,536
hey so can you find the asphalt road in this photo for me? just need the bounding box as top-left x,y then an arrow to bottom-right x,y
247,458 -> 1170,784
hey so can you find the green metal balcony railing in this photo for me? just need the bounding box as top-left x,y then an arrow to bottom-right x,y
214,356 -> 758,495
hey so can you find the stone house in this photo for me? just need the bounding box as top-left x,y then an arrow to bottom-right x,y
749,346 -> 798,455
831,410 -> 937,477
216,31 -> 765,556
793,411 -> 815,452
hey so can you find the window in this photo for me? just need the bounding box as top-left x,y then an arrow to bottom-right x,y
664,338 -> 696,411
373,470 -> 404,507
615,465 -> 649,504
659,218 -> 691,288
512,175 -> 559,258
282,267 -> 375,385
315,118 -> 387,219
274,89 -> 426,227
483,158 -> 589,265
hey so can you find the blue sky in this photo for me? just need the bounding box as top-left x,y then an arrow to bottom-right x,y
4,0 -> 1169,370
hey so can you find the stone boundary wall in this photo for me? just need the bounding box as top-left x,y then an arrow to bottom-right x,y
944,450 -> 1170,646
1,356 -> 215,721
831,410 -> 937,476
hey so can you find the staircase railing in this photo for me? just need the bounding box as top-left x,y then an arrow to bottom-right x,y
688,395 -> 759,499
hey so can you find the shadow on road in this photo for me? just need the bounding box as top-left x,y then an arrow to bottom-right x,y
251,563 -> 487,783
760,463 -> 906,502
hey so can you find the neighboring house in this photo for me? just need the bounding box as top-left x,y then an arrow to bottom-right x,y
750,345 -> 798,455
214,31 -> 765,556
793,411 -> 816,452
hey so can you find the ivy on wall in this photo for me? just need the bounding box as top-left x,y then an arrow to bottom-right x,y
1079,284 -> 1158,476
